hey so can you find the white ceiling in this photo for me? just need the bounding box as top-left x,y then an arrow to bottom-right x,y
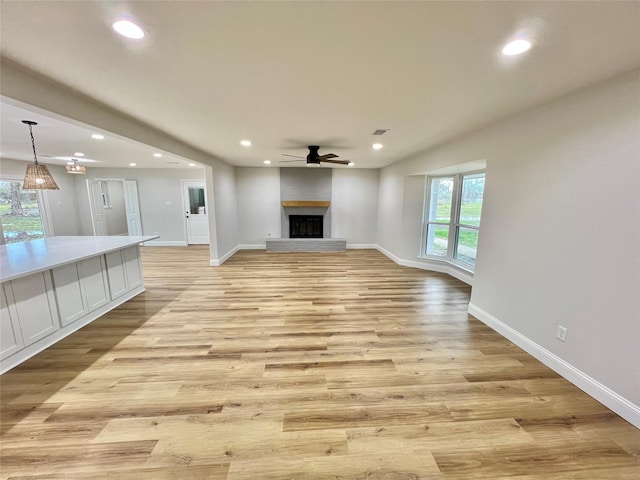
1,1 -> 639,170
0,99 -> 203,169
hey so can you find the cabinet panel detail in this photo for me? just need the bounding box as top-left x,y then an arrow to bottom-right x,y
105,251 -> 128,300
52,263 -> 87,326
123,246 -> 142,289
10,272 -> 59,345
79,256 -> 109,312
0,286 -> 23,360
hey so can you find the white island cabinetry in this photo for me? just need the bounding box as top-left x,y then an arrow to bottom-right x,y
0,236 -> 156,373
0,286 -> 24,361
51,255 -> 110,326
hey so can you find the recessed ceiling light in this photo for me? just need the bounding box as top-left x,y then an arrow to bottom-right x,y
91,134 -> 104,140
348,162 -> 355,167
240,140 -> 252,147
502,39 -> 532,56
112,20 -> 144,39
153,153 -> 162,158
74,152 -> 84,157
263,160 -> 271,165
188,163 -> 196,167
129,163 -> 137,166
372,143 -> 383,150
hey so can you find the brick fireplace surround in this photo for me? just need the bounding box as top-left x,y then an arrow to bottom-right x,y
266,168 -> 346,252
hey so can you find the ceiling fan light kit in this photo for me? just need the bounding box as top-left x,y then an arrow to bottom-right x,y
21,120 -> 60,190
281,145 -> 351,167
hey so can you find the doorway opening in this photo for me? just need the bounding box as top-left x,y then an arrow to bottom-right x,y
87,179 -> 142,236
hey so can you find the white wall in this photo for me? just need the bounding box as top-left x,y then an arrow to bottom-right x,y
0,157 -> 81,236
377,69 -> 640,426
77,167 -> 205,243
2,60 -> 237,261
236,167 -> 281,246
209,161 -> 239,264
332,168 -> 379,246
235,167 -> 381,247
470,71 -> 640,417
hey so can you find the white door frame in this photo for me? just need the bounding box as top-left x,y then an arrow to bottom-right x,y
87,178 -> 142,236
87,179 -> 108,235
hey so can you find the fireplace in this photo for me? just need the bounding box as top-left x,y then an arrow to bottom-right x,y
289,215 -> 323,238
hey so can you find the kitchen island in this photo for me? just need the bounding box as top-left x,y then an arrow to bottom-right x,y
0,235 -> 157,373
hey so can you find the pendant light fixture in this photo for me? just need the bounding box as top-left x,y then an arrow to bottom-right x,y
22,120 -> 59,190
65,158 -> 86,174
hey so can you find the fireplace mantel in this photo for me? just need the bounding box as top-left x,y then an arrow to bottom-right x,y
281,201 -> 330,207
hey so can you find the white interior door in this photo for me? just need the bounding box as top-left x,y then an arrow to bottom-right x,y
87,180 -> 108,235
182,180 -> 209,245
123,180 -> 142,236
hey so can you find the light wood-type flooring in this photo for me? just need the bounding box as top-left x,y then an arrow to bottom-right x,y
1,247 -> 638,479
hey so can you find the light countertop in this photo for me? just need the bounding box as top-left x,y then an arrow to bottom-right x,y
0,236 -> 158,282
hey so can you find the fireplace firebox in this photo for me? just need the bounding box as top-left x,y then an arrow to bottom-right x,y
289,215 -> 323,238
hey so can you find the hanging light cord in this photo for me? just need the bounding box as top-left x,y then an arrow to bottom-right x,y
27,123 -> 39,165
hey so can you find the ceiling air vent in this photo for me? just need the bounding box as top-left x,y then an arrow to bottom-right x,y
372,129 -> 389,136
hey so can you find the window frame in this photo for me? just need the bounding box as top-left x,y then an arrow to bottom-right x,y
420,170 -> 485,272
0,174 -> 54,244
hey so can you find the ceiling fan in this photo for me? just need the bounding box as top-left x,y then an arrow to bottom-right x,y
280,145 -> 350,167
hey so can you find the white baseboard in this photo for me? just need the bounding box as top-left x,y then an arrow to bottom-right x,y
142,240 -> 188,247
210,245 -> 240,266
375,244 -> 405,264
347,243 -> 378,249
375,245 -> 473,285
468,303 -> 640,429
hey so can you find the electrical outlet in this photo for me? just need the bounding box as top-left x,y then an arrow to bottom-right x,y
556,326 -> 568,342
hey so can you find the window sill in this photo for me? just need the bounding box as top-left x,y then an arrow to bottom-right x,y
416,255 -> 475,284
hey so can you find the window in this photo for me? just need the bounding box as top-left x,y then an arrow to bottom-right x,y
424,176 -> 454,257
0,179 -> 49,243
422,172 -> 485,270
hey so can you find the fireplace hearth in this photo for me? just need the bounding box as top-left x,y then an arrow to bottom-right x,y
289,215 -> 323,238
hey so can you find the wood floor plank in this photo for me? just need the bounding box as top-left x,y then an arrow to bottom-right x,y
431,441 -> 639,476
1,440 -> 158,476
6,464 -> 231,480
283,403 -> 454,431
1,247 -> 637,479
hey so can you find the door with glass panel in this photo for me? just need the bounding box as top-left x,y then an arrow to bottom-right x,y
182,180 -> 209,245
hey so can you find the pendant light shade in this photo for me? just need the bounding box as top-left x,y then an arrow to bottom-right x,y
66,159 -> 87,174
22,120 -> 59,190
24,163 -> 61,189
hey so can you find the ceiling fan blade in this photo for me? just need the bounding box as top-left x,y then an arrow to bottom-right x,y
279,159 -> 304,163
317,153 -> 339,160
320,159 -> 350,165
281,153 -> 305,159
